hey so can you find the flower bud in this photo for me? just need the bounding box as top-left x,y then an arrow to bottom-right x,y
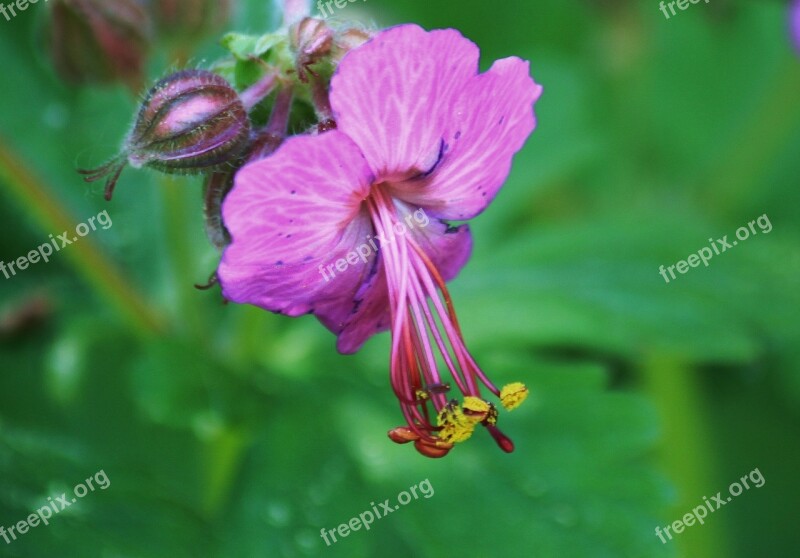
290,19 -> 375,79
127,70 -> 251,171
291,17 -> 334,81
48,0 -> 150,89
81,70 -> 251,200
331,26 -> 374,64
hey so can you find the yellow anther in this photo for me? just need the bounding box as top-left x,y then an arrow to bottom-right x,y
415,389 -> 429,400
436,401 -> 478,444
439,422 -> 476,443
462,396 -> 490,423
500,382 -> 528,411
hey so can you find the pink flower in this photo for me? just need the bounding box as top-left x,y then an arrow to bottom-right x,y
218,24 -> 541,457
792,0 -> 800,52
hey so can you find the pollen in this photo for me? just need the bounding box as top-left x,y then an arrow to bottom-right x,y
500,382 -> 529,411
437,400 -> 478,444
484,402 -> 499,426
462,396 -> 490,422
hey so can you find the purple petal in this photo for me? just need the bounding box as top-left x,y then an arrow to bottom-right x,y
218,131 -> 378,319
390,57 -> 541,221
330,24 -> 479,182
217,129 -> 474,354
324,260 -> 389,354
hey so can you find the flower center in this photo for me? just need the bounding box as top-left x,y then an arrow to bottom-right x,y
366,187 -> 528,458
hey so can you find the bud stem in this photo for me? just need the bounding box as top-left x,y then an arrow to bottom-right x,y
266,87 -> 294,135
310,74 -> 333,121
240,71 -> 280,112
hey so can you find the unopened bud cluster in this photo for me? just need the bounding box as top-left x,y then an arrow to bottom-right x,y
81,15 -> 375,247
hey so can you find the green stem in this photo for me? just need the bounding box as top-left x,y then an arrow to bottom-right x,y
159,176 -> 205,340
642,355 -> 728,558
201,425 -> 251,517
0,135 -> 164,336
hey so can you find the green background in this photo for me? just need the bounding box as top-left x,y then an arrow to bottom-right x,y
1,0 -> 798,556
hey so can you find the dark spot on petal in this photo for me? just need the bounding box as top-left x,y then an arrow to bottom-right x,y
290,190 -> 296,194
364,255 -> 380,281
498,116 -> 505,125
454,131 -> 461,140
275,260 -> 284,265
408,138 -> 446,180
304,255 -> 313,262
442,220 -> 460,234
286,234 -> 292,238
482,192 -> 487,197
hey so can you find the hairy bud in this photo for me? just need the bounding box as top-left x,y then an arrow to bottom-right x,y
291,17 -> 334,81
331,26 -> 374,63
81,70 -> 251,200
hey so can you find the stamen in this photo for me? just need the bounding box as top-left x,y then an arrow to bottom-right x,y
388,426 -> 419,444
368,187 -> 528,457
500,382 -> 529,411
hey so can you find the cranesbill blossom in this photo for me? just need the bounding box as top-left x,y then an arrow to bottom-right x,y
218,24 -> 542,457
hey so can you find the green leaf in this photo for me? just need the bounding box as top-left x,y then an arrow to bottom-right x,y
220,32 -> 286,61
